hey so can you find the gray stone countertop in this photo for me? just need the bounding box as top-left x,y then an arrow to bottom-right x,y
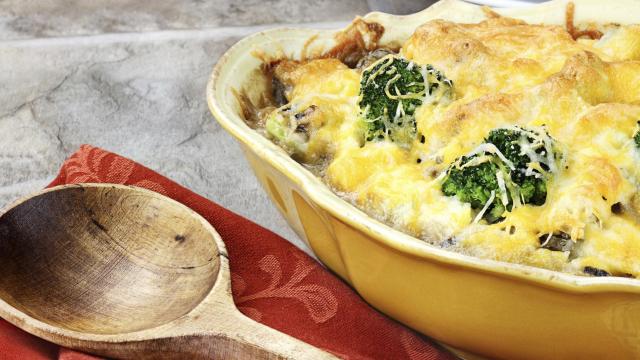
0,0 -> 435,254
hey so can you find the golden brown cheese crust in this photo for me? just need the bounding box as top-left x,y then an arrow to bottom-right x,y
262,14 -> 640,277
402,17 -> 591,98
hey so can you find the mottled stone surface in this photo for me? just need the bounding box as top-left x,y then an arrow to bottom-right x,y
0,1 -> 436,254
0,0 -> 371,40
0,27 -> 307,249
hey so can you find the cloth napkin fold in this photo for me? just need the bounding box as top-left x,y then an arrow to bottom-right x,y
0,145 -> 454,360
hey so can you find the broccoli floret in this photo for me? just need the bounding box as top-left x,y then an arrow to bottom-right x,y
518,178 -> 547,206
442,155 -> 508,224
634,122 -> 640,149
358,55 -> 453,144
442,126 -> 559,223
486,126 -> 557,206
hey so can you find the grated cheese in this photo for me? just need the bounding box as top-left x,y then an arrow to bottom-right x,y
473,191 -> 496,224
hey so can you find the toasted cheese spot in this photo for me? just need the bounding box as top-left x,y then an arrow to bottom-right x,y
575,217 -> 640,276
460,223 -> 569,272
327,141 -> 407,192
535,156 -> 624,241
272,59 -> 360,100
402,17 -> 590,98
595,25 -> 640,61
607,61 -> 640,104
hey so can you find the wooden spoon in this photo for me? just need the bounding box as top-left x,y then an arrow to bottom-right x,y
0,183 -> 334,359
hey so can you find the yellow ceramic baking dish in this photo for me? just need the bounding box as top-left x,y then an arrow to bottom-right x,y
207,1 -> 640,358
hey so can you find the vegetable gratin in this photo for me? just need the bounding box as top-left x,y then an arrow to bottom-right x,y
248,4 -> 640,278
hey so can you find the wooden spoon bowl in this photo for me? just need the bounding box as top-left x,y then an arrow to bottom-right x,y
0,184 -> 333,359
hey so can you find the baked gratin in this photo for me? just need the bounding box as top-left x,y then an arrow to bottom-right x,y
245,4 -> 640,278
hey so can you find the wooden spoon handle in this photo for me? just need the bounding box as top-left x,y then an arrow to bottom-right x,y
13,306 -> 336,360
210,308 -> 337,359
69,307 -> 336,359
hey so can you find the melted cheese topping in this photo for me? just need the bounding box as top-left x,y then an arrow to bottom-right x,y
264,15 -> 640,277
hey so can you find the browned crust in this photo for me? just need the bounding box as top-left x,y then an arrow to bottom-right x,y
481,6 -> 502,19
237,18 -> 386,126
318,18 -> 385,67
566,2 -> 603,40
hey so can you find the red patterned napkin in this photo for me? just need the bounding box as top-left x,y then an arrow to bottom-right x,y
0,145 -> 454,360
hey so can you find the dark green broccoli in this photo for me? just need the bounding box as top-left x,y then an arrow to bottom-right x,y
442,126 -> 559,223
486,127 -> 557,206
442,155 -> 509,224
634,122 -> 640,149
358,54 -> 453,144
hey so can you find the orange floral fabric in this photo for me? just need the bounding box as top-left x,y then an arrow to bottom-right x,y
0,145 -> 454,360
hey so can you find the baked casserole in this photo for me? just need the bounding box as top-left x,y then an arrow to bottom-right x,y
243,3 -> 640,279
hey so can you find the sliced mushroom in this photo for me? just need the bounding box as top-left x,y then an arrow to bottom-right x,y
539,231 -> 574,252
294,105 -> 317,122
356,48 -> 397,70
277,104 -> 318,141
611,202 -> 623,214
272,76 -> 289,107
583,266 -> 610,277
